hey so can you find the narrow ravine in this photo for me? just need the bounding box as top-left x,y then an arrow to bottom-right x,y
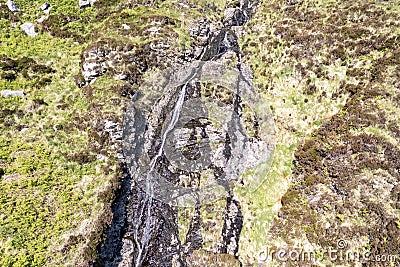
95,1 -> 268,266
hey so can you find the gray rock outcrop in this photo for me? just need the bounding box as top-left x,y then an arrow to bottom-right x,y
40,2 -> 51,13
21,22 -> 38,37
79,0 -> 96,9
6,0 -> 18,12
1,90 -> 24,98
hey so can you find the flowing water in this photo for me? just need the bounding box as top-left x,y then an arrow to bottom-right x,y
95,1 -> 266,266
133,66 -> 201,267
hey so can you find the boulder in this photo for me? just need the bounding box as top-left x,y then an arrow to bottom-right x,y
79,0 -> 96,9
81,61 -> 106,82
40,2 -> 50,10
21,22 -> 38,37
6,0 -> 18,12
40,2 -> 51,13
1,90 -> 24,97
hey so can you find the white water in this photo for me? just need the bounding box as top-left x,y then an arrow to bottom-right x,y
133,69 -> 199,267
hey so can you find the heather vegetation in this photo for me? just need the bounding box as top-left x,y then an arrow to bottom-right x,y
239,0 -> 400,265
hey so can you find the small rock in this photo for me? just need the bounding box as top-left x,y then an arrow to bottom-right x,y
309,193 -> 322,206
104,120 -> 118,131
224,8 -> 236,22
285,0 -> 299,5
82,61 -> 106,82
323,221 -> 331,229
114,72 -> 128,80
96,154 -> 108,161
2,173 -> 20,183
104,119 -> 122,142
1,90 -> 24,98
6,0 -> 18,12
73,74 -> 87,88
40,2 -> 51,14
79,0 -> 95,9
122,23 -> 130,30
40,2 -> 50,10
20,22 -> 38,37
37,16 -> 46,23
19,127 -> 29,133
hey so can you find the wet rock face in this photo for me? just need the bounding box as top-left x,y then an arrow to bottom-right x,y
215,194 -> 243,256
118,60 -> 265,266
116,6 -> 272,267
93,1 -> 272,266
121,191 -> 183,267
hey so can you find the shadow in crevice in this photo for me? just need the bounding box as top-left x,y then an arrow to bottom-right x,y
94,163 -> 132,267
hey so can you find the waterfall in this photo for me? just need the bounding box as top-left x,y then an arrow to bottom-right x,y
132,68 -> 200,267
96,2 -> 272,266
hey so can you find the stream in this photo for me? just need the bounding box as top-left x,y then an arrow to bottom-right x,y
94,0 -> 271,266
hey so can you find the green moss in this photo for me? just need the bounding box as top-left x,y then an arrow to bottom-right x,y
0,4 -> 119,266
